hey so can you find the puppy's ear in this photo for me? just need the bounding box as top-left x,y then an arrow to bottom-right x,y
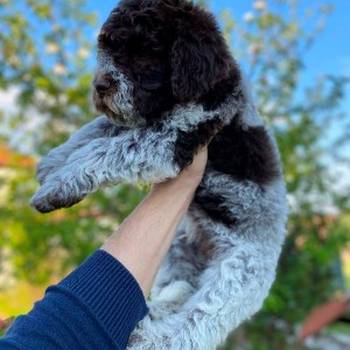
171,31 -> 232,103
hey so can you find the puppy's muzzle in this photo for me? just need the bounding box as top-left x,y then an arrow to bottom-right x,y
93,72 -> 117,97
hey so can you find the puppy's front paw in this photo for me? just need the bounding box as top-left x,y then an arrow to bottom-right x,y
37,163 -> 57,186
31,178 -> 85,213
36,152 -> 68,185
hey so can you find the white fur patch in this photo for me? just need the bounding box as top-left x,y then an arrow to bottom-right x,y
96,51 -> 140,126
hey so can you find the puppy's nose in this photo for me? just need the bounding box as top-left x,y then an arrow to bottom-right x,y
95,80 -> 111,94
94,73 -> 114,95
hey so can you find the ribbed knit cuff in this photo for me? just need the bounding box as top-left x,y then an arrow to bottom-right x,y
54,250 -> 148,349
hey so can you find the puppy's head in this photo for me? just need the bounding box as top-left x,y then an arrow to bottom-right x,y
93,0 -> 240,127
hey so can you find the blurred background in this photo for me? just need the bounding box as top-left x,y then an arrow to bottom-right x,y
0,0 -> 349,349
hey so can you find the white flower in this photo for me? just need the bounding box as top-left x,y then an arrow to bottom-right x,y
35,90 -> 48,102
243,12 -> 255,23
58,94 -> 68,104
262,101 -> 277,114
78,47 -> 89,59
45,42 -> 59,54
35,90 -> 56,106
53,63 -> 67,76
253,0 -> 267,11
9,55 -> 20,67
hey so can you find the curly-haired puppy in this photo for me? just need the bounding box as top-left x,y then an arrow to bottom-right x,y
31,0 -> 288,348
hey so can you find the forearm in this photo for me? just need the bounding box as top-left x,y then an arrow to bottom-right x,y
102,174 -> 200,296
1,251 -> 148,350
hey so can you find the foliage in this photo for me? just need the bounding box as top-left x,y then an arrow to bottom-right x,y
217,0 -> 350,349
0,0 -> 147,289
0,0 -> 349,348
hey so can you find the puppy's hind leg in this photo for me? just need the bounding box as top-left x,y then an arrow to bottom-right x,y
148,218 -> 210,320
128,232 -> 284,350
128,175 -> 288,350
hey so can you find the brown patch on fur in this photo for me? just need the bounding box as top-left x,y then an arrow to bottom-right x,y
174,114 -> 225,169
209,117 -> 281,184
192,232 -> 216,262
194,190 -> 237,227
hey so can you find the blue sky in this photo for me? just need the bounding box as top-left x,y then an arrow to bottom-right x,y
87,0 -> 350,84
86,0 -> 349,155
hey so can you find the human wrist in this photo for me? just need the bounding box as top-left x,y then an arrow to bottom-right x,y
151,147 -> 207,195
150,173 -> 200,203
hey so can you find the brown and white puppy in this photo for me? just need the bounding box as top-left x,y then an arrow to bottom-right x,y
31,1 -> 288,349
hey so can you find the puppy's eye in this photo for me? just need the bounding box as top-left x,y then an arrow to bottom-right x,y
141,70 -> 165,90
147,70 -> 164,81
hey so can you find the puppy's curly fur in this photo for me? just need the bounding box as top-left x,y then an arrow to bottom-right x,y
31,0 -> 288,348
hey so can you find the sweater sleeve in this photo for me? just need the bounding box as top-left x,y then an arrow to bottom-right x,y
0,250 -> 148,350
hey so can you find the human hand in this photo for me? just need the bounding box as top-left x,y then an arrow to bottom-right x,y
152,146 -> 208,194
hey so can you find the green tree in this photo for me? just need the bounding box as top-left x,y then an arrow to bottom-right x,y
217,0 -> 350,349
0,0 -> 147,287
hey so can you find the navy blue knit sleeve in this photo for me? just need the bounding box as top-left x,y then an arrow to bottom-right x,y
0,250 -> 148,350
